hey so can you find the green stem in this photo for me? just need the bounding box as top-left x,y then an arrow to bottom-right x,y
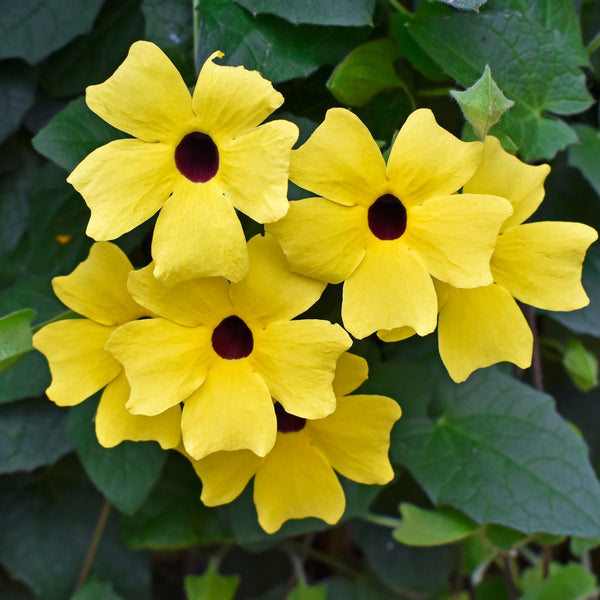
501,553 -> 519,600
419,87 -> 452,98
364,512 -> 402,529
388,0 -> 411,15
587,31 -> 600,57
287,549 -> 307,586
193,0 -> 201,73
291,544 -> 357,578
525,306 -> 543,392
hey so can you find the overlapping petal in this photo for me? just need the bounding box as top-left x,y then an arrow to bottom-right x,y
181,359 -> 276,460
331,352 -> 369,398
342,240 -> 437,338
266,197 -> 369,283
289,108 -> 388,207
86,40 -> 193,143
377,326 -> 416,343
106,319 -> 214,416
405,193 -> 512,288
491,222 -> 598,311
253,431 -> 345,534
95,371 -> 182,449
251,320 -> 351,419
387,109 -> 483,206
438,283 -> 533,383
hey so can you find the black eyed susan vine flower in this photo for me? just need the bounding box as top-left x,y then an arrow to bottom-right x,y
267,108 -> 513,340
105,233 -> 352,461
67,41 -> 298,286
32,242 -> 181,449
185,352 -> 401,534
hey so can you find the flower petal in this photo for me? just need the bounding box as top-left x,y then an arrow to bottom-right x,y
492,221 -> 598,310
86,40 -> 193,143
181,359 -> 276,459
187,449 -> 262,506
230,233 -> 326,327
68,139 -> 176,241
106,319 -> 213,416
251,320 -> 352,419
332,352 -> 369,397
151,179 -> 249,285
377,326 -> 416,343
386,109 -> 483,206
219,120 -> 298,223
309,394 -> 401,484
464,135 -> 551,231
438,283 -> 533,383
95,371 -> 181,449
267,197 -> 370,283
342,241 -> 437,338
405,193 -> 513,288
52,242 -> 147,325
32,320 -> 119,406
289,108 -> 388,207
254,430 -> 345,534
128,264 -> 232,327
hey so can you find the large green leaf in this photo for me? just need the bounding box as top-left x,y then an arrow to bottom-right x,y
68,398 -> 167,514
518,563 -> 596,600
185,568 -> 239,600
392,368 -> 600,536
0,0 -> 104,64
71,579 -> 126,600
0,64 -> 36,145
568,125 -> 600,198
0,351 -> 51,405
0,308 -> 34,372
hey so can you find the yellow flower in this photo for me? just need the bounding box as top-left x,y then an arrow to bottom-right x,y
185,353 -> 401,534
381,136 -> 598,382
105,234 -> 352,461
31,242 -> 181,449
67,41 -> 298,286
267,108 -> 512,339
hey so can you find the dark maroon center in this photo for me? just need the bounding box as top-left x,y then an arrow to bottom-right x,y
275,402 -> 306,433
211,316 -> 253,359
368,194 -> 407,240
174,132 -> 219,183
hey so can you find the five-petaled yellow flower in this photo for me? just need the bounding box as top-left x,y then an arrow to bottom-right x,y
185,353 -> 401,534
32,242 -> 181,449
105,234 -> 352,461
67,41 -> 298,286
267,108 -> 513,339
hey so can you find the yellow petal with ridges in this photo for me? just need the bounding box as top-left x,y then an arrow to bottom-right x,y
491,221 -> 598,311
438,284 -> 532,383
387,109 -> 483,206
289,108 -> 388,207
95,371 -> 181,449
405,193 -> 513,288
342,241 -> 437,339
252,320 -> 352,419
106,319 -> 213,416
33,320 -> 119,406
86,40 -> 193,143
254,430 -> 345,534
464,135 -> 551,231
309,394 -> 401,484
266,197 -> 369,283
181,359 -> 276,460
332,352 -> 369,397
52,242 -> 147,325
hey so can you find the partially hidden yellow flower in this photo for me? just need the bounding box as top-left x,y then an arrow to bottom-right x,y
31,242 -> 181,449
184,352 -> 401,534
267,108 -> 513,339
67,41 -> 298,286
381,136 -> 598,382
105,233 -> 352,461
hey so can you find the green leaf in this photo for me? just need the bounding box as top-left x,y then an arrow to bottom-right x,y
392,503 -> 478,546
325,577 -> 392,600
68,398 -> 166,514
451,64 -> 514,139
232,0 -> 375,26
406,0 -> 592,159
327,39 -> 402,107
568,125 -> 600,198
0,398 -> 71,474
0,64 -> 36,144
563,339 -> 599,391
518,563 -> 596,600
434,0 -> 487,8
71,579 -> 125,600
570,535 -> 600,557
392,368 -> 600,536
120,452 -> 231,550
197,0 -> 369,82
0,0 -> 104,64
0,308 -> 34,372
32,96 -> 125,172
483,524 -> 525,550
288,582 -> 327,600
185,567 -> 239,600
0,351 -> 51,404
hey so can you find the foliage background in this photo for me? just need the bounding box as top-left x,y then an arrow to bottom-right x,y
1,0 -> 600,598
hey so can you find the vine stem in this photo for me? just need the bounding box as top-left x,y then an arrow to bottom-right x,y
501,553 -> 519,600
193,0 -> 201,73
75,500 -> 111,592
525,306 -> 544,392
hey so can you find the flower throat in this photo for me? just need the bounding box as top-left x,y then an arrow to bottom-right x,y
175,132 -> 219,182
368,194 -> 407,240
